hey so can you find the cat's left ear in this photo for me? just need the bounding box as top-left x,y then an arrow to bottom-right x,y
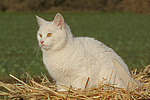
36,15 -> 46,26
53,13 -> 65,30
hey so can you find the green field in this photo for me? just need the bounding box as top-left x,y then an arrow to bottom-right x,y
0,12 -> 150,81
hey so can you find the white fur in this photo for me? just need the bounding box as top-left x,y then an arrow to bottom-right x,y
36,13 -> 141,89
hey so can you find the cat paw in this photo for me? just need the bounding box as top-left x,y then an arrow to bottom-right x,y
57,88 -> 68,92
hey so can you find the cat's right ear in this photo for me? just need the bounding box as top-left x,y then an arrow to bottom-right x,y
36,15 -> 46,26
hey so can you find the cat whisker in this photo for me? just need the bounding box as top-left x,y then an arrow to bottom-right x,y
36,45 -> 42,59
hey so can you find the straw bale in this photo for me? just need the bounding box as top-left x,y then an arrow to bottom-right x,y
0,65 -> 149,100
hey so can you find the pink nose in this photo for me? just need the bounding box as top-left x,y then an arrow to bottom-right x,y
40,41 -> 44,44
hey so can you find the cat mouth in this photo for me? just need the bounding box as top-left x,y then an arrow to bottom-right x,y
41,45 -> 51,50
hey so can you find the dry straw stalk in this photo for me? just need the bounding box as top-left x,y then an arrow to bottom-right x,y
0,65 -> 150,100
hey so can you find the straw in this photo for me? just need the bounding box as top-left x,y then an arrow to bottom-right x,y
0,65 -> 149,99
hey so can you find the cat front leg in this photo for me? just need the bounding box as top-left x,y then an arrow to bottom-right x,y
68,75 -> 90,89
56,82 -> 68,91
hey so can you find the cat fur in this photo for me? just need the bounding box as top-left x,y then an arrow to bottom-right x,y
36,13 -> 141,89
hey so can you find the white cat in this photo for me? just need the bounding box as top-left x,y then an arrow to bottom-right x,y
36,13 -> 141,89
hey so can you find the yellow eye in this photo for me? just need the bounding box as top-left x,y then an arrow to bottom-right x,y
47,33 -> 52,37
39,34 -> 42,38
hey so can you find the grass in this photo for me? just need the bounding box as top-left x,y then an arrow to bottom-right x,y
0,12 -> 150,81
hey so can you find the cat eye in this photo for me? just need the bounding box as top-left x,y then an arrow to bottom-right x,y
47,33 -> 52,37
39,34 -> 42,38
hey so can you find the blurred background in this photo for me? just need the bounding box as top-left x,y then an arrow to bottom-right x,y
0,0 -> 150,82
0,0 -> 150,13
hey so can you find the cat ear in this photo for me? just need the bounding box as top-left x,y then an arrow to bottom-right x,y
36,15 -> 46,26
53,13 -> 65,30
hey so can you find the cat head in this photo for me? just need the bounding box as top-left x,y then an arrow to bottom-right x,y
36,13 -> 69,51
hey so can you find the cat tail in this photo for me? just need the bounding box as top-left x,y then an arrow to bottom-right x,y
112,59 -> 142,88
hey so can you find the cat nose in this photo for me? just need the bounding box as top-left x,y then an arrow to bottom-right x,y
40,41 -> 44,44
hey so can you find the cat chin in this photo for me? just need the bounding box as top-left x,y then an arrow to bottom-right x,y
41,46 -> 51,50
